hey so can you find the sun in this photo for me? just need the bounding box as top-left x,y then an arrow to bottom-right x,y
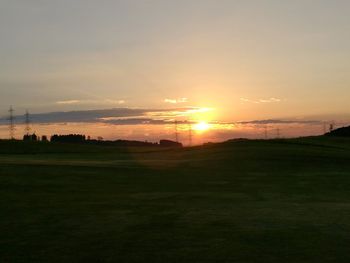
194,121 -> 210,131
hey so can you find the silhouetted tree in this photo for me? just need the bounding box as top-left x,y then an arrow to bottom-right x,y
23,133 -> 38,141
50,134 -> 86,143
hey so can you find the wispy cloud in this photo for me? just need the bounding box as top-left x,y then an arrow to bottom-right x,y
0,107 -> 209,125
104,99 -> 125,105
164,98 -> 188,104
259,98 -> 281,103
56,99 -> 126,105
56,100 -> 80,105
240,97 -> 281,104
0,107 -> 329,127
237,119 -> 320,125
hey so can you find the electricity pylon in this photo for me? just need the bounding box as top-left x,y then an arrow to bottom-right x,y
188,121 -> 192,146
8,106 -> 15,139
25,110 -> 31,135
276,128 -> 280,138
175,120 -> 179,142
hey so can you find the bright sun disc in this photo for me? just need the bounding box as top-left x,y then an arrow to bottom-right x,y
194,121 -> 210,131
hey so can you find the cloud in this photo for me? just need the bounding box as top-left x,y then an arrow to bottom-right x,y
0,106 -> 325,129
164,98 -> 188,104
56,100 -> 80,105
258,98 -> 281,103
237,119 -> 321,125
0,107 -> 209,125
240,97 -> 281,104
104,99 -> 125,104
56,99 -> 126,105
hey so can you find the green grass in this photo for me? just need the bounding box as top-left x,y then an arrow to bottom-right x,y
1,137 -> 350,262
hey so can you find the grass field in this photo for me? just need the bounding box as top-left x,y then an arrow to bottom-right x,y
1,137 -> 350,262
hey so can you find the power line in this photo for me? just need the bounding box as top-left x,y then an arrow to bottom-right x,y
276,128 -> 280,138
8,106 -> 15,139
175,120 -> 179,143
188,121 -> 192,146
25,109 -> 31,135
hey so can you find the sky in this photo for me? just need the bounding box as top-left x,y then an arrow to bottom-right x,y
0,0 -> 350,141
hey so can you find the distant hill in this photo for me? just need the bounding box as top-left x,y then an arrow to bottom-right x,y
326,126 -> 350,137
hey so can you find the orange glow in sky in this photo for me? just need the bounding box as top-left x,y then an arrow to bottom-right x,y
194,121 -> 210,132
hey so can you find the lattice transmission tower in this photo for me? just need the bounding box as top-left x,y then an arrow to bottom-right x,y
188,122 -> 192,146
174,120 -> 179,142
24,110 -> 31,135
8,106 -> 15,139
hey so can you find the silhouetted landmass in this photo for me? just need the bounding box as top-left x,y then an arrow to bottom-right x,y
1,135 -> 350,262
47,134 -> 183,147
87,139 -> 159,147
325,125 -> 350,137
86,139 -> 182,148
50,134 -> 86,143
159,139 -> 182,147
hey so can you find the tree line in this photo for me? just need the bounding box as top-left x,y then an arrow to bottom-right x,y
22,133 -> 183,147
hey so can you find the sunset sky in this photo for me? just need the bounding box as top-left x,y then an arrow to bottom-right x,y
1,0 -> 350,142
